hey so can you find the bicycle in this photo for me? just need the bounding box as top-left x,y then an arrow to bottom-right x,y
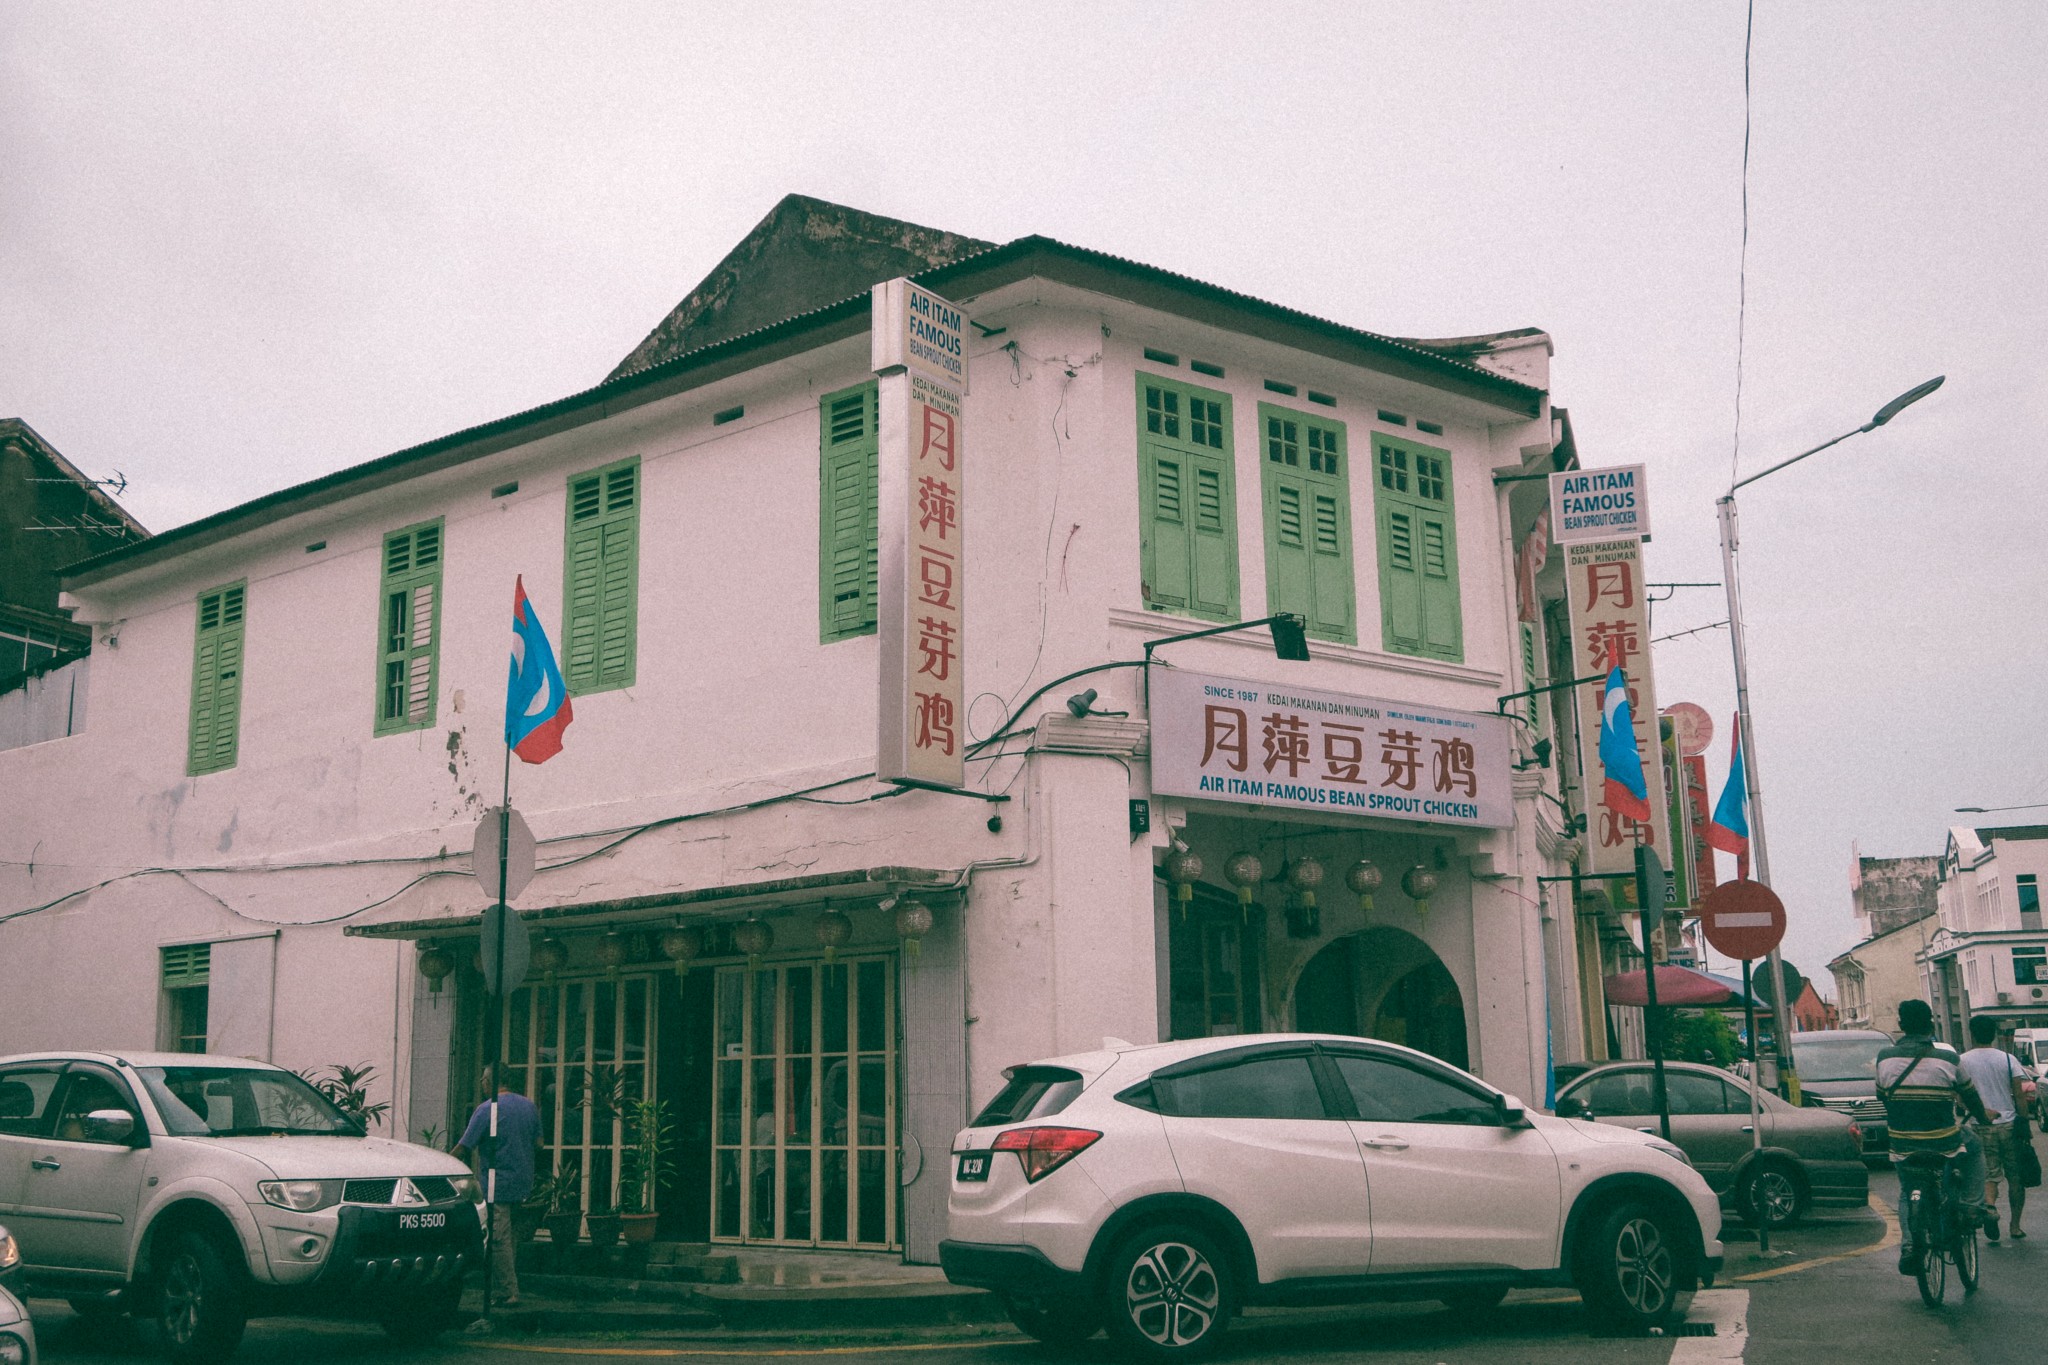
1901,1152 -> 1981,1307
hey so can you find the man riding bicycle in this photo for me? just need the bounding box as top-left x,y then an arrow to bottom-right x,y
1879,999 -> 1991,1274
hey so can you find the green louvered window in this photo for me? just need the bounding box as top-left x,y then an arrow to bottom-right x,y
375,520 -> 443,734
187,582 -> 247,775
1139,374 -> 1237,622
1520,621 -> 1542,728
1259,404 -> 1354,643
1373,433 -> 1462,661
161,943 -> 211,1052
563,457 -> 640,694
818,382 -> 879,642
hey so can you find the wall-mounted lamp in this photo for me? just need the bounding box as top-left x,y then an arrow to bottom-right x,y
1066,688 -> 1099,718
1513,738 -> 1554,771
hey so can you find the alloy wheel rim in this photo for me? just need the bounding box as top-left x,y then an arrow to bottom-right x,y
1614,1217 -> 1672,1314
1756,1171 -> 1797,1223
163,1252 -> 204,1345
1126,1241 -> 1221,1347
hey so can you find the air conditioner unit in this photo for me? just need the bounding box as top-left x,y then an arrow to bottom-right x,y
1999,992 -> 2014,1004
2033,987 -> 2044,1000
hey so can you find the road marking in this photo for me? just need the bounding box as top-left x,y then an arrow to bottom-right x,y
1670,1288 -> 1747,1362
471,1339 -> 1030,1358
1730,1196 -> 1899,1282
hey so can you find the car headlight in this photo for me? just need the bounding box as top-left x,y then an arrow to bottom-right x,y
0,1329 -> 26,1365
258,1179 -> 343,1212
1646,1139 -> 1693,1168
448,1174 -> 482,1203
0,1224 -> 18,1271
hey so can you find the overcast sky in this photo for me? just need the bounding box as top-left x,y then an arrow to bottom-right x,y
6,2 -> 2044,985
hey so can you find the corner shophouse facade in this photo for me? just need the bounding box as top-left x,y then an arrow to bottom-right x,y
0,203 -> 1589,1262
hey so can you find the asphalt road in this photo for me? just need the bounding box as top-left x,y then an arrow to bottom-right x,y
25,1166 -> 2047,1365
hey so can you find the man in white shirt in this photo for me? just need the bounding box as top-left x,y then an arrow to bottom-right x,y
1959,1015 -> 2032,1241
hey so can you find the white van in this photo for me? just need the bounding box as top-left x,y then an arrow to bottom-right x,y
2013,1029 -> 2048,1121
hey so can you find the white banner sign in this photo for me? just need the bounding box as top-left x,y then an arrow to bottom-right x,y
876,280 -> 968,788
1550,464 -> 1650,544
1563,538 -> 1670,874
1150,669 -> 1513,828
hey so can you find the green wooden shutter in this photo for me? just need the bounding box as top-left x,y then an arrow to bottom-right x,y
162,943 -> 212,986
818,382 -> 879,641
562,456 -> 640,693
188,582 -> 246,775
1138,374 -> 1237,622
375,520 -> 443,734
1372,433 -> 1462,661
1259,404 -> 1354,643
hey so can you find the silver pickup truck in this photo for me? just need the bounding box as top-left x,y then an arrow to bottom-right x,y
0,1051 -> 482,1363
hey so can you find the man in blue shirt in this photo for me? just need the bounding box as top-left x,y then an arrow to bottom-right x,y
454,1068 -> 542,1307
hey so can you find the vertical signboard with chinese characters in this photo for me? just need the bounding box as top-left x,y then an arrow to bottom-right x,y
874,278 -> 969,788
1565,538 -> 1669,874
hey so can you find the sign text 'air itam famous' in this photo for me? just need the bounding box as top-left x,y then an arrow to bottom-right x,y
1150,669 -> 1512,828
874,278 -> 970,789
1549,463 -> 1650,544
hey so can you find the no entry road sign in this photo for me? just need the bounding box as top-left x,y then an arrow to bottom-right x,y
1699,880 -> 1786,960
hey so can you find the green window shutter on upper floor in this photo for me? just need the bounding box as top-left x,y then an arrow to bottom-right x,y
188,581 -> 247,775
563,457 -> 640,694
1258,403 -> 1354,643
1372,432 -> 1462,661
375,519 -> 443,735
1138,373 -> 1237,622
818,382 -> 879,642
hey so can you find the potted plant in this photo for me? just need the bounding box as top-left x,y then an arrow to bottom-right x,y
618,1097 -> 675,1244
573,1067 -> 631,1250
537,1158 -> 582,1248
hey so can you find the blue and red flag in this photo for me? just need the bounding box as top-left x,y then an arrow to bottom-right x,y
1705,715 -> 1751,875
1598,646 -> 1651,822
506,576 -> 572,764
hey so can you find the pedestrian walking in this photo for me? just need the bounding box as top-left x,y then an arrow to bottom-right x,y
1958,1015 -> 2030,1242
453,1067 -> 542,1307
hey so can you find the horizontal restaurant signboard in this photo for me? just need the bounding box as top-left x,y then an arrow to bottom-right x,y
1150,668 -> 1513,828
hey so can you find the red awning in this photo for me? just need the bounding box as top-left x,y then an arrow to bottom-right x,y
1603,966 -> 1737,1008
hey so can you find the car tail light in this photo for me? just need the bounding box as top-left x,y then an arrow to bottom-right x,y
1849,1122 -> 1862,1144
992,1126 -> 1101,1182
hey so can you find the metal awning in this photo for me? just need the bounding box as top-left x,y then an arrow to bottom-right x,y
343,865 -> 962,941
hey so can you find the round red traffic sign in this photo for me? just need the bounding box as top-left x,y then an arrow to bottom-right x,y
1699,880 -> 1786,960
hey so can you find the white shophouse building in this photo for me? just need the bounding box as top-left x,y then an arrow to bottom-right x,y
1920,824 -> 2048,1043
0,197 -> 1592,1260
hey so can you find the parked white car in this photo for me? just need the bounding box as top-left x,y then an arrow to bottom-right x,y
941,1034 -> 1724,1357
0,1223 -> 35,1365
0,1052 -> 482,1363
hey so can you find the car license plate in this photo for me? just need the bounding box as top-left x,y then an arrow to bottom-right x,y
957,1153 -> 991,1183
398,1211 -> 446,1231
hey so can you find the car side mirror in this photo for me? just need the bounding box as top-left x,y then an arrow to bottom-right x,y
83,1109 -> 137,1144
1554,1095 -> 1589,1120
1496,1094 -> 1530,1128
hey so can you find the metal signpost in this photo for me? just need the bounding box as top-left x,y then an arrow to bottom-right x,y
1701,878 -> 1788,1253
472,800 -> 536,1322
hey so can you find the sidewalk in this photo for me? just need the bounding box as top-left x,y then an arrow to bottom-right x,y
470,1241 -> 1008,1338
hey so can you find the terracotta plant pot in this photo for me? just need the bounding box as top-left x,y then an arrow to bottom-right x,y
619,1211 -> 659,1245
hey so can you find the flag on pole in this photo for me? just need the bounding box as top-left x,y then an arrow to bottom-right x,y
506,576 -> 572,764
1705,715 -> 1751,875
1598,644 -> 1651,822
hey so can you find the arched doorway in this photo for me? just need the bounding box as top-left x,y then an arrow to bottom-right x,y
1293,928 -> 1469,1070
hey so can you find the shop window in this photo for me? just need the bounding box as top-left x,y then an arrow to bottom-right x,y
2020,874 -> 2041,931
1168,895 -> 1264,1040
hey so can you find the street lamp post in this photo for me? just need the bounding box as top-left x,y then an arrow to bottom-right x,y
1717,376 -> 1944,1094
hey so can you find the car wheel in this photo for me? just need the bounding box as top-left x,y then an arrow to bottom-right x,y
1576,1200 -> 1680,1332
151,1231 -> 247,1365
1439,1284 -> 1510,1314
1737,1160 -> 1807,1229
1103,1224 -> 1233,1360
380,1285 -> 467,1344
1003,1295 -> 1101,1347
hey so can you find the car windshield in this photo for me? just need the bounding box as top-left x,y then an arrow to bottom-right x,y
1792,1038 -> 1887,1083
136,1066 -> 362,1137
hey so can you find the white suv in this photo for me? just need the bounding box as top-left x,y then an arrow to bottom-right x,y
941,1035 -> 1722,1357
0,1051 -> 482,1363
